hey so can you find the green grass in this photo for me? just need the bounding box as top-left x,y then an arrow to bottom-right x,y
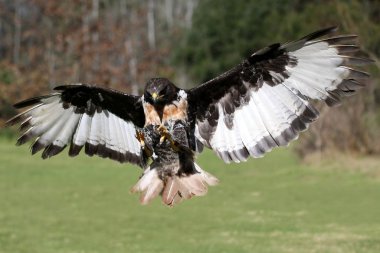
1,139 -> 380,253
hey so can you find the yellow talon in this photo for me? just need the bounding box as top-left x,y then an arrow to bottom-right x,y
157,124 -> 168,134
136,130 -> 153,157
157,125 -> 170,144
156,125 -> 179,151
135,130 -> 146,147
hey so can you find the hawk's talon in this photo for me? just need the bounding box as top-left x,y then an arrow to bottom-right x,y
156,125 -> 180,151
135,130 -> 146,148
136,130 -> 154,158
157,125 -> 170,144
157,124 -> 169,135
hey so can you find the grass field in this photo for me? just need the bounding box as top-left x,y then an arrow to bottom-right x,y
1,139 -> 380,253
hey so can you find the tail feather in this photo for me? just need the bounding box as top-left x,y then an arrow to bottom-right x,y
131,162 -> 219,206
162,177 -> 180,205
176,181 -> 193,200
180,174 -> 208,196
130,168 -> 158,193
140,179 -> 164,205
194,163 -> 219,186
131,168 -> 164,205
171,193 -> 183,205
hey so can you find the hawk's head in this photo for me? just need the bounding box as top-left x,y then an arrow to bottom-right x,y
144,78 -> 179,106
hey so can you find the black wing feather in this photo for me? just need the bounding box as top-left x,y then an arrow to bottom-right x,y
54,84 -> 145,127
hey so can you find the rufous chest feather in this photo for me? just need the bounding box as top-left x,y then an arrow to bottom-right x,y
143,103 -> 161,126
143,99 -> 188,126
162,99 -> 188,123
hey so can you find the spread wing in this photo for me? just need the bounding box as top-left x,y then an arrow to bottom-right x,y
7,84 -> 145,165
187,27 -> 372,163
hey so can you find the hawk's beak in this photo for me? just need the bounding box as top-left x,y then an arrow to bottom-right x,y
152,92 -> 158,101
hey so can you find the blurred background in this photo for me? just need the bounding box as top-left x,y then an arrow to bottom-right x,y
0,0 -> 380,156
0,1 -> 380,253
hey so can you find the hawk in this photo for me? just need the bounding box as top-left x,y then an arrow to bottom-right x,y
7,27 -> 372,206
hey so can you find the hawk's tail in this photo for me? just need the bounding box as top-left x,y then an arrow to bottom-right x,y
130,163 -> 219,206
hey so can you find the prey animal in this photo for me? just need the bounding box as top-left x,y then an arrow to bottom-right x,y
7,27 -> 372,206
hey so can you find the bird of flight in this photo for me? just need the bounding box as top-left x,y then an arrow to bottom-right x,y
7,27 -> 372,206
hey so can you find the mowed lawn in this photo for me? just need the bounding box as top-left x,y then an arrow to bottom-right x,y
1,139 -> 380,253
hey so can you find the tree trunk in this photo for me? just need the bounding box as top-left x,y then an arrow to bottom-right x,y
13,0 -> 21,65
165,0 -> 173,28
126,39 -> 139,95
185,0 -> 196,28
126,7 -> 139,95
147,0 -> 156,50
91,0 -> 100,74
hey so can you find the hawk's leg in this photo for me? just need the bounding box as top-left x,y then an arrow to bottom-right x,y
135,130 -> 153,157
157,125 -> 193,156
157,125 -> 180,152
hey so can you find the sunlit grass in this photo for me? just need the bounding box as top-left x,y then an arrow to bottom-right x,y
1,139 -> 380,253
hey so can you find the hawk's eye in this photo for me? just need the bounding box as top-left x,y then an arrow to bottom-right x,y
160,85 -> 168,95
144,90 -> 154,103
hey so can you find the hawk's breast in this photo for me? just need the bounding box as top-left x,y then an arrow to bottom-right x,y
143,102 -> 161,126
143,90 -> 189,126
162,96 -> 188,123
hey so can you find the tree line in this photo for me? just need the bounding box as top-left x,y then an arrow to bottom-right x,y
1,0 -> 379,156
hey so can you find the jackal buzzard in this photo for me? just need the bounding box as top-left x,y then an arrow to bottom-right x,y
7,27 -> 372,206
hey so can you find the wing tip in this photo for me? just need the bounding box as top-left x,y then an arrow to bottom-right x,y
5,115 -> 21,127
53,83 -> 83,91
13,94 -> 60,109
41,144 -> 67,159
302,26 -> 338,41
31,140 -> 45,155
14,98 -> 41,109
69,144 -> 83,157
